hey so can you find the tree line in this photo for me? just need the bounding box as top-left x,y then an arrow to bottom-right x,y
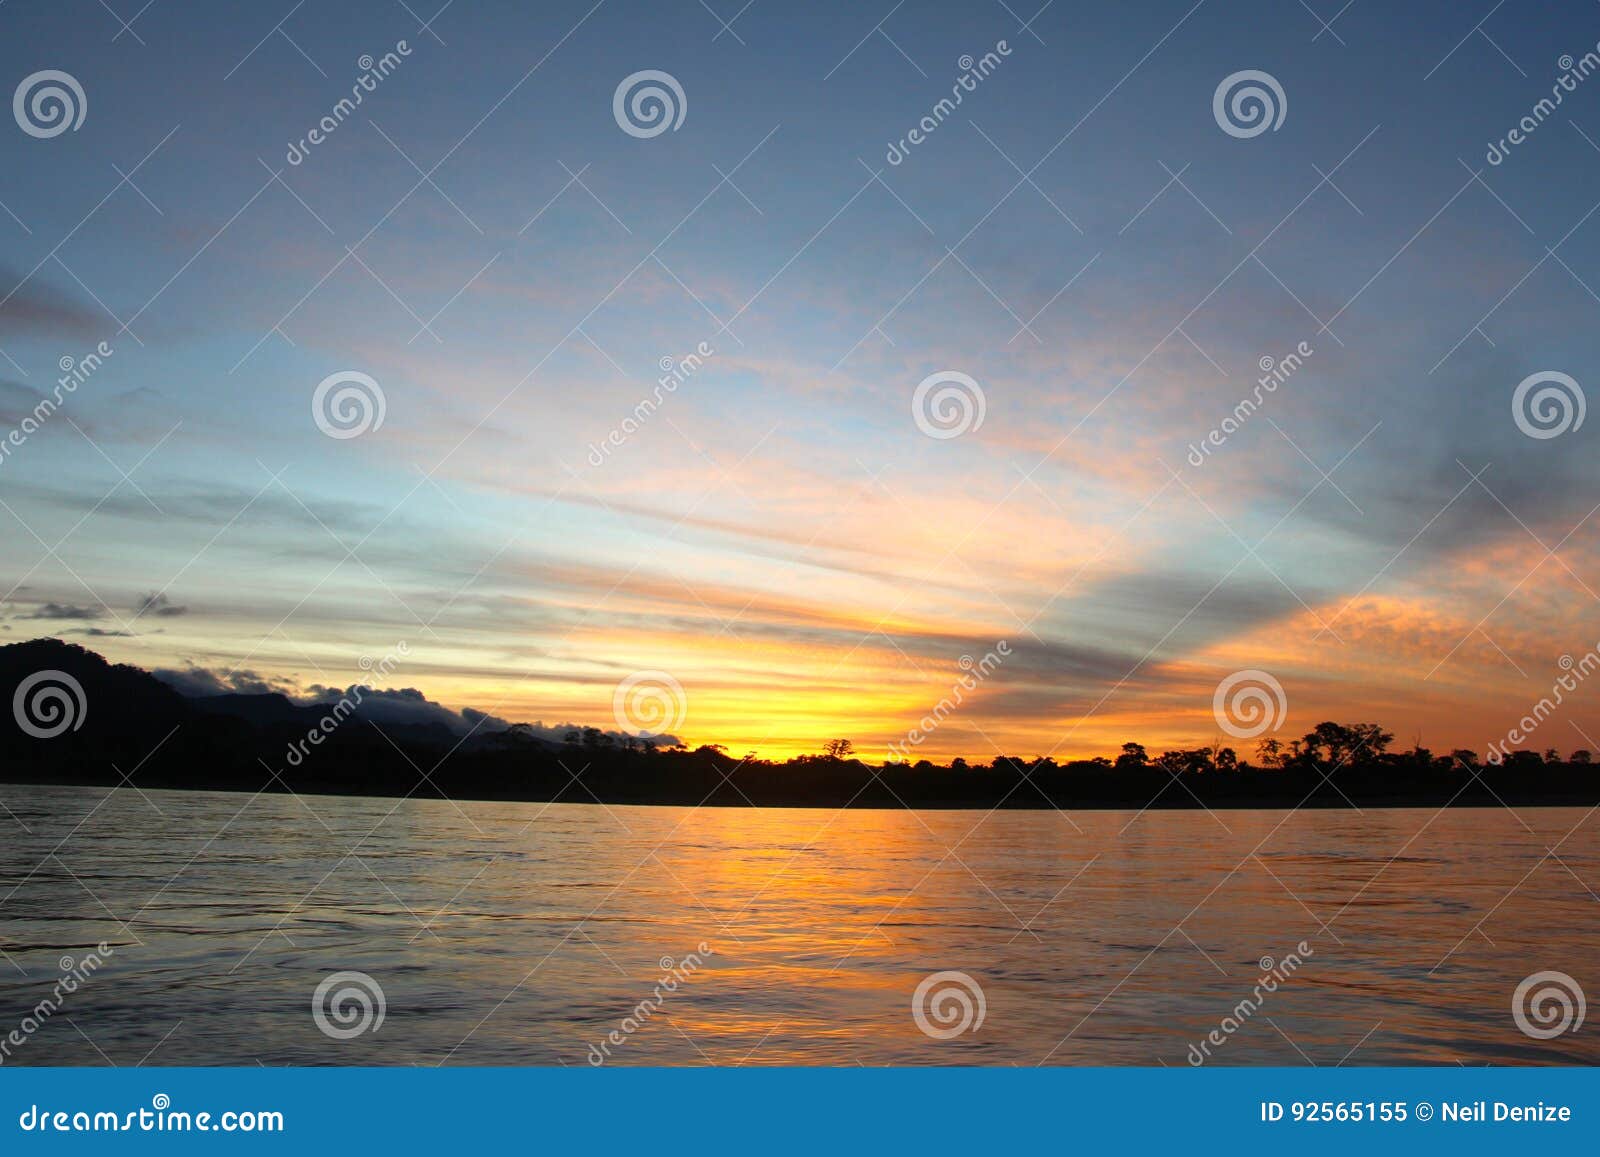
615,723 -> 1594,775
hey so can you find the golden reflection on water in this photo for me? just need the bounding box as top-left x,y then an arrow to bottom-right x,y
0,787 -> 1596,1066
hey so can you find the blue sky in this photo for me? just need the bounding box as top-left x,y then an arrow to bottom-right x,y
3,0 -> 1600,759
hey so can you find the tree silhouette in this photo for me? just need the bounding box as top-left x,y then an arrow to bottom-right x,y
8,638 -> 1600,811
1155,748 -> 1215,775
1115,742 -> 1148,770
1297,721 -> 1393,765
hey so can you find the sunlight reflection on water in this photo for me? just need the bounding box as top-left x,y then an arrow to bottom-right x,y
0,786 -> 1595,1066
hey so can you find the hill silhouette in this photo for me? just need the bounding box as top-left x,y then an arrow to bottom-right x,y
2,638 -> 1596,810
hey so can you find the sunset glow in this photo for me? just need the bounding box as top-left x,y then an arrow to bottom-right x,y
4,2 -> 1598,765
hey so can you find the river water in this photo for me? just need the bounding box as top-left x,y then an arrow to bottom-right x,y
0,785 -> 1594,1066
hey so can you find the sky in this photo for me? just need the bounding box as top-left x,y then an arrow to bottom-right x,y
2,0 -> 1600,762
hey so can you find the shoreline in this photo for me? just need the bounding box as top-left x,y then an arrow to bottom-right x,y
5,774 -> 1596,812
